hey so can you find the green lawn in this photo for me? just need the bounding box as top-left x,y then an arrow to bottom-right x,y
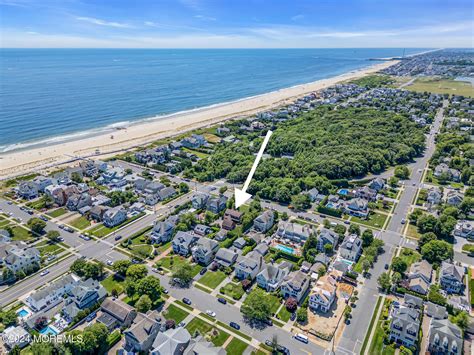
156,255 -> 188,270
36,241 -> 63,256
368,298 -> 395,355
198,271 -> 227,289
220,282 -> 245,300
89,213 -> 145,237
225,338 -> 248,355
101,275 -> 125,295
277,306 -> 292,322
398,248 -> 421,267
47,208 -> 67,218
182,147 -> 210,159
351,211 -> 388,229
468,268 -> 474,307
69,216 -> 91,230
406,223 -> 421,239
406,77 -> 474,98
360,296 -> 383,355
128,244 -> 153,259
216,321 -> 252,341
11,226 -> 34,241
185,317 -> 230,346
164,304 -> 189,324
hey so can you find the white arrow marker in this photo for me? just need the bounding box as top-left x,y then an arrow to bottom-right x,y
234,130 -> 273,208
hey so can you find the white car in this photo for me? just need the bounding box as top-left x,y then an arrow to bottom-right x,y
206,310 -> 216,318
40,269 -> 49,276
106,260 -> 113,266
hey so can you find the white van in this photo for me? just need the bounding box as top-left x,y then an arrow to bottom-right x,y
294,333 -> 308,343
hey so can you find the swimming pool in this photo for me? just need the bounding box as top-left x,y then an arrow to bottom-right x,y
17,309 -> 29,318
40,326 -> 59,336
338,189 -> 349,195
275,244 -> 296,255
326,202 -> 335,209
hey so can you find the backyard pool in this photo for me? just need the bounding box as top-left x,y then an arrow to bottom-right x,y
275,244 -> 296,255
17,309 -> 29,317
338,189 -> 350,195
40,326 -> 59,336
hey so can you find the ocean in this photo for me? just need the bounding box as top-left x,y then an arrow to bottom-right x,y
0,48 -> 427,153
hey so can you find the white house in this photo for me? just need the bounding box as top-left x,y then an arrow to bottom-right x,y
103,207 -> 127,227
25,274 -> 78,311
309,273 -> 337,313
256,261 -> 292,292
280,270 -> 310,302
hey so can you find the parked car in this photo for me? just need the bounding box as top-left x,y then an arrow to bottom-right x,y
40,269 -> 49,276
162,289 -> 169,294
199,268 -> 207,275
151,267 -> 158,273
384,264 -> 389,270
178,322 -> 186,327
206,310 -> 216,318
182,298 -> 192,305
106,260 -> 113,266
40,215 -> 48,222
290,312 -> 296,321
114,235 -> 122,241
217,298 -> 227,305
229,322 -> 240,330
277,345 -> 289,354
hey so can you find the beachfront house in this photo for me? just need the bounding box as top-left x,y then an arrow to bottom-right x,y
18,181 -> 38,200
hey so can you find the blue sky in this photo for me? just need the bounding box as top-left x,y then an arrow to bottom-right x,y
1,0 -> 472,48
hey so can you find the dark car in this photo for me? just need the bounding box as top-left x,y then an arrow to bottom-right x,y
39,215 -> 48,222
114,235 -> 122,241
290,312 -> 296,321
217,298 -> 227,305
384,264 -> 389,270
264,318 -> 273,326
277,345 -> 289,354
199,268 -> 207,275
182,298 -> 192,305
229,322 -> 240,330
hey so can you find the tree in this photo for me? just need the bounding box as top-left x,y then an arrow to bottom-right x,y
391,257 -> 408,274
418,232 -> 437,249
241,289 -> 273,322
27,217 -> 46,234
112,260 -> 132,276
179,182 -> 189,193
391,272 -> 402,285
126,264 -> 148,281
71,172 -> 83,183
394,165 -> 410,179
361,229 -> 374,247
46,230 -> 60,242
408,209 -> 423,225
136,276 -> 161,301
285,297 -> 297,312
377,272 -> 391,292
361,259 -> 371,274
388,176 -> 399,188
291,194 -> 311,211
434,214 -> 457,239
172,263 -> 194,285
416,214 -> 438,234
219,186 -> 228,194
324,243 -> 333,255
334,224 -> 346,236
451,311 -> 469,331
241,279 -> 251,290
348,224 -> 360,236
136,294 -> 152,313
281,212 -> 289,221
165,319 -> 176,329
421,240 -> 453,264
296,307 -> 308,324
66,322 -> 108,354
323,219 -> 331,229
0,309 -> 18,327
427,285 -> 447,306
2,268 -> 15,283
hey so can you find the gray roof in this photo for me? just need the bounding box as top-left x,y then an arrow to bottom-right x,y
29,274 -> 76,302
215,248 -> 238,264
127,310 -> 161,344
151,327 -> 190,354
441,262 -> 464,282
101,298 -> 135,322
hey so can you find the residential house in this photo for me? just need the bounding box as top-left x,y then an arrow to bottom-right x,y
89,205 -> 108,222
45,184 -> 68,206
25,274 -> 77,311
234,251 -> 265,280
3,244 -> 40,274
103,207 -> 127,227
440,261 -> 465,294
389,306 -> 421,348
317,228 -> 339,252
98,298 -> 137,331
186,336 -> 227,355
207,195 -> 227,214
307,188 -> 320,202
66,192 -> 92,211
254,243 -> 269,256
309,273 -> 337,313
407,260 -> 433,295
233,237 -> 246,249
192,193 -> 209,209
224,209 -> 242,223
193,224 -> 212,236
2,326 -> 30,350
253,210 -> 275,233
214,248 -> 238,268
150,220 -> 175,244
222,216 -> 236,231
18,181 -> 38,200
150,327 -> 191,355
32,176 -> 53,192
339,234 -> 363,262
276,221 -> 315,244
191,237 -> 219,266
181,134 -> 206,149
446,191 -> 464,206
63,278 -> 107,322
427,187 -> 442,205
345,198 -> 369,218
355,186 -> 377,201
426,302 -> 448,320
256,261 -> 292,292
453,220 -> 473,239
158,186 -> 176,201
172,231 -> 200,256
428,318 -> 463,355
280,270 -> 310,303
124,310 -> 161,353
368,178 -> 385,191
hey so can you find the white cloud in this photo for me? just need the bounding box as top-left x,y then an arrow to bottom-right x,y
291,14 -> 304,21
75,16 -> 133,29
194,14 -> 216,21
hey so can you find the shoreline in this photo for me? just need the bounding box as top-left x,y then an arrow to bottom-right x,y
0,60 -> 397,179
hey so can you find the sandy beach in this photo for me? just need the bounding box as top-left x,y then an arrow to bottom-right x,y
0,60 -> 396,179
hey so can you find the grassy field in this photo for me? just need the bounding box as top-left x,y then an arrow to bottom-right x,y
47,208 -> 67,218
11,226 -> 34,241
197,271 -> 227,289
101,275 -> 125,295
185,317 -> 231,347
36,241 -> 63,257
164,304 -> 189,323
468,268 -> 474,307
182,147 -> 210,159
368,298 -> 395,355
69,216 -> 91,230
351,211 -> 388,229
360,296 -> 383,355
156,255 -> 188,270
398,248 -> 421,267
277,306 -> 292,322
220,282 -> 245,300
406,223 -> 421,239
225,338 -> 248,355
406,77 -> 474,98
